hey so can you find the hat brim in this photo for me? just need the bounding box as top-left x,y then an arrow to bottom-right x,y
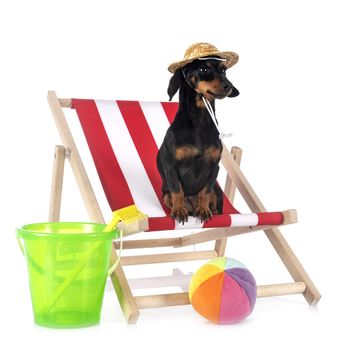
168,51 -> 239,73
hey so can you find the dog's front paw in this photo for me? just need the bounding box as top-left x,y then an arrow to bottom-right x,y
171,206 -> 188,225
195,206 -> 212,223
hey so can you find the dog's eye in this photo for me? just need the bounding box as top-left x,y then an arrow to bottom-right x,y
221,68 -> 226,74
199,67 -> 209,73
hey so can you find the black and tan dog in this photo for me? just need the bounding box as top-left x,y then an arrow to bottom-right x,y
157,44 -> 239,224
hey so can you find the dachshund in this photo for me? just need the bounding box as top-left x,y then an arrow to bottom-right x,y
157,57 -> 239,224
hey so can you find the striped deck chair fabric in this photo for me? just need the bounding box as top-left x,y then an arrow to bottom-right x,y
72,99 -> 284,231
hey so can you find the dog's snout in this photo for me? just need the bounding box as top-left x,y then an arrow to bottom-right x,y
224,84 -> 233,95
223,83 -> 232,90
221,77 -> 232,90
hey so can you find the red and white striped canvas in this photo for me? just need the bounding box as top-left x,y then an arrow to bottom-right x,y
72,99 -> 283,231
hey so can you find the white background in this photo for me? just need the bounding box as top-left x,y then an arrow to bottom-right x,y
1,0 -> 339,349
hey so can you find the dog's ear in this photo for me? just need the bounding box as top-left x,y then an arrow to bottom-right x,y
228,86 -> 240,98
167,69 -> 182,101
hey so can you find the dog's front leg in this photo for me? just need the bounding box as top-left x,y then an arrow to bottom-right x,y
163,167 -> 188,224
196,165 -> 220,222
170,186 -> 188,224
196,187 -> 212,222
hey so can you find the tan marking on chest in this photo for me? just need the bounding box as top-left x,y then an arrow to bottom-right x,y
175,146 -> 200,161
204,146 -> 221,162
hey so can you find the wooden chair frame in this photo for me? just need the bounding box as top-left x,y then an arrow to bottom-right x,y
47,90 -> 321,323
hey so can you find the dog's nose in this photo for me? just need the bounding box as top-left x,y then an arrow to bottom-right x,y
224,85 -> 233,95
223,83 -> 232,90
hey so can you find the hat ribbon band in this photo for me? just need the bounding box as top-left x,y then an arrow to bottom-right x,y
197,57 -> 227,61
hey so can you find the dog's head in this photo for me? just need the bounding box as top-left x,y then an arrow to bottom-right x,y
168,57 -> 239,101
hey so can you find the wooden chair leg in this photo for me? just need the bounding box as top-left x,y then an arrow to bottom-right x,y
109,250 -> 140,324
48,91 -> 140,323
220,143 -> 321,305
264,226 -> 321,305
49,145 -> 66,222
215,146 -> 243,256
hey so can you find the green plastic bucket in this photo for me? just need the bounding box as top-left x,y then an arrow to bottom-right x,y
17,222 -> 119,328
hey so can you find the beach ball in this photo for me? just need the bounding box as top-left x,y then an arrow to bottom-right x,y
189,257 -> 257,324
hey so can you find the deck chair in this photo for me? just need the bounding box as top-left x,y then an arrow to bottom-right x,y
47,90 -> 321,323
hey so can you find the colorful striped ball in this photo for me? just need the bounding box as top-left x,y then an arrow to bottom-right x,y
189,257 -> 257,324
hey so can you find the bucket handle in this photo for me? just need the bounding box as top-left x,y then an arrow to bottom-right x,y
107,228 -> 123,276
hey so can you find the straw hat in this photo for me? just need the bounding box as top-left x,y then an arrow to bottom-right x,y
168,42 -> 239,73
